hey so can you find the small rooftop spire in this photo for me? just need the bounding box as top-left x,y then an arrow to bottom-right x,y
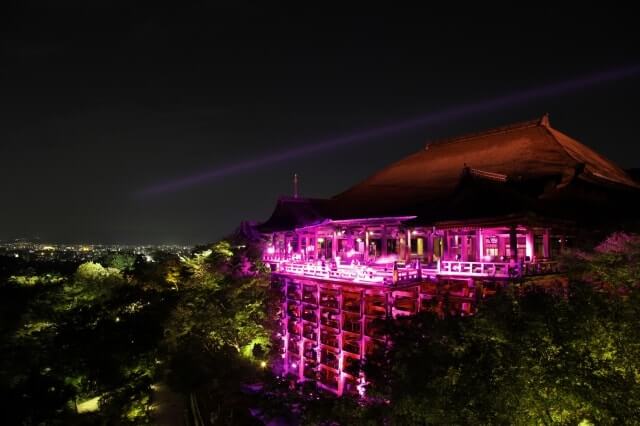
293,173 -> 299,198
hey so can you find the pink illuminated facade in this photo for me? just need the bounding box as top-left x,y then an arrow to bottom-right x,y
257,116 -> 640,396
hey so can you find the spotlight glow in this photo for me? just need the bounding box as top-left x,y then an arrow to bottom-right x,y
137,65 -> 640,196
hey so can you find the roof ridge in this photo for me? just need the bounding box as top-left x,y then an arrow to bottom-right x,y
468,167 -> 508,182
424,115 -> 547,150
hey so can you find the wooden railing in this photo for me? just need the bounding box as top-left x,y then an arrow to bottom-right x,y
428,260 -> 561,278
437,260 -> 512,278
266,257 -> 560,284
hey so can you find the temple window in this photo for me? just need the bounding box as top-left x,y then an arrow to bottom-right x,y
386,239 -> 397,255
411,237 -> 424,256
431,237 -> 440,258
506,236 -> 526,259
484,236 -> 499,257
369,239 -> 381,257
450,235 -> 461,260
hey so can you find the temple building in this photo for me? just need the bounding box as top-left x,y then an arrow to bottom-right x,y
257,115 -> 640,396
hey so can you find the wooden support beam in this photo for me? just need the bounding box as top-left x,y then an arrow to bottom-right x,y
543,229 -> 550,258
525,230 -> 534,261
509,226 -> 518,261
332,231 -> 338,261
381,226 -> 388,257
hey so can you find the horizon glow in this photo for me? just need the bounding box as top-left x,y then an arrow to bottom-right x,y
137,65 -> 640,197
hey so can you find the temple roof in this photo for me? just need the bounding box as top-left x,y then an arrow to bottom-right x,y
255,197 -> 331,233
332,114 -> 639,212
259,115 -> 640,232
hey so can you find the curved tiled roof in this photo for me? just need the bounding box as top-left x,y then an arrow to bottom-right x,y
258,115 -> 640,231
333,115 -> 639,209
255,197 -> 331,233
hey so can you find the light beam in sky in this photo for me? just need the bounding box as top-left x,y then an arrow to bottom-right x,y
137,65 -> 640,196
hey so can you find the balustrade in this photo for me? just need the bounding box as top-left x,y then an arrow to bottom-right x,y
269,257 -> 560,284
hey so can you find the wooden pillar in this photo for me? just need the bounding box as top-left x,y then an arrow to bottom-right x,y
347,232 -> 354,253
406,229 -> 412,261
498,234 -> 506,259
337,289 -> 344,396
332,231 -> 338,261
313,231 -> 319,260
386,292 -> 392,318
461,233 -> 468,261
543,229 -> 550,258
444,230 -> 449,260
476,228 -> 484,260
525,230 -> 534,261
398,233 -> 407,262
381,227 -> 388,257
285,234 -> 291,258
297,307 -> 304,380
359,289 -> 365,376
364,228 -> 369,263
509,226 -> 518,261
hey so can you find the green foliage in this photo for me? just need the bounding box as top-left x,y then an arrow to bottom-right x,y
255,233 -> 640,424
0,238 -> 283,424
8,273 -> 65,287
211,240 -> 234,261
56,261 -> 126,311
356,233 -> 640,425
565,232 -> 640,293
101,252 -> 137,273
0,256 -> 173,425
165,246 -> 271,362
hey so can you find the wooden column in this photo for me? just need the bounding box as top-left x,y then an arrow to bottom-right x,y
461,233 -> 468,261
313,231 -> 319,260
364,229 -> 369,262
337,288 -> 344,396
525,230 -> 534,261
381,227 -> 388,257
444,230 -> 449,260
543,229 -> 550,258
427,231 -> 434,261
347,232 -> 354,253
406,229 -> 412,261
476,228 -> 484,260
498,234 -> 506,258
509,227 -> 518,261
397,232 -> 405,261
284,235 -> 290,259
332,231 -> 338,261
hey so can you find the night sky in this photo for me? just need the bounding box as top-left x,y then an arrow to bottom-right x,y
2,4 -> 639,244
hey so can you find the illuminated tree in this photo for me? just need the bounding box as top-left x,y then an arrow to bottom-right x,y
101,253 -> 136,273
356,233 -> 640,424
